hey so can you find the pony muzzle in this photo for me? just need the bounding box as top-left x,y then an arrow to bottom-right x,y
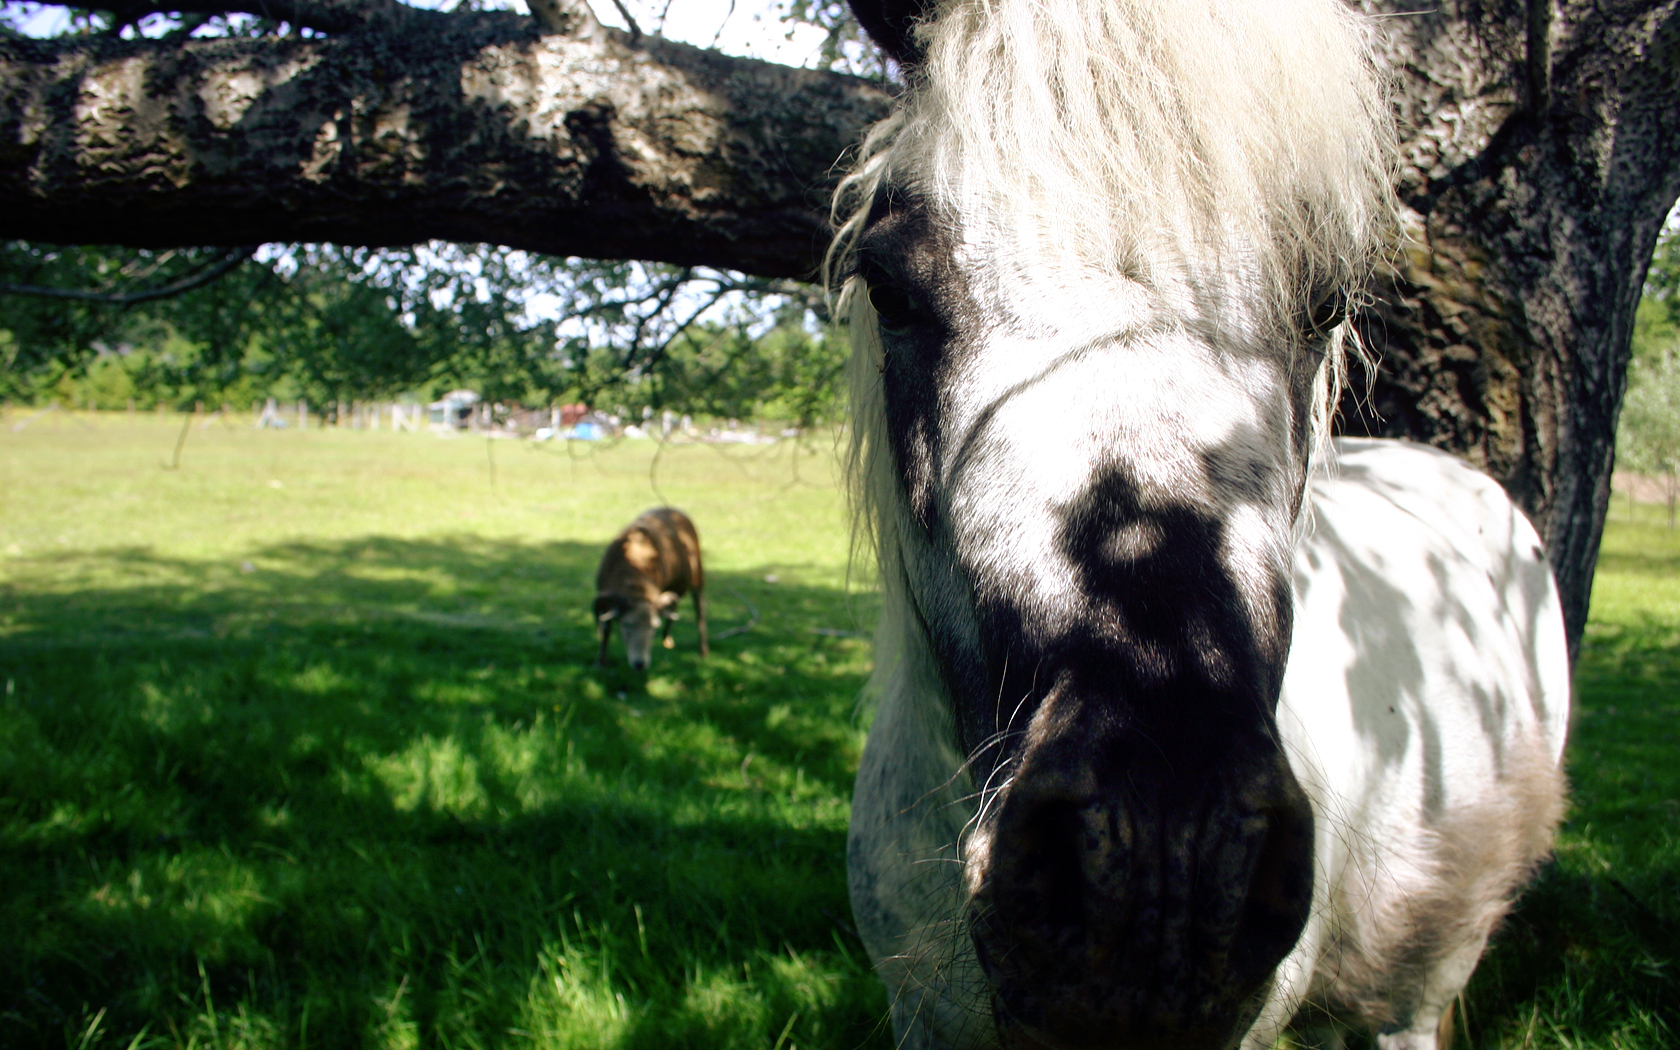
967,725 -> 1314,1050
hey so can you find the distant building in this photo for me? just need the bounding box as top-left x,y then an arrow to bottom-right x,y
428,390 -> 479,429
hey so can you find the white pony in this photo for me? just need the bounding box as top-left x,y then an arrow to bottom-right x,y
829,1 -> 1570,1048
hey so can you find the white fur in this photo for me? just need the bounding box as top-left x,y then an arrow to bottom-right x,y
832,0 -> 1396,696
828,0 -> 1394,457
847,439 -> 1569,1048
833,1 -> 1564,1045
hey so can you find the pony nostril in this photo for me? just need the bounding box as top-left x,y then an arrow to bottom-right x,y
993,798 -> 1091,930
974,769 -> 1314,1027
976,785 -> 1142,973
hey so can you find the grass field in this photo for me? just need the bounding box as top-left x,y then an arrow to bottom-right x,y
1,413 -> 1675,1049
1469,505 -> 1680,1049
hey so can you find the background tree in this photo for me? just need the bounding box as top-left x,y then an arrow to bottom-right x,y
1,236 -> 839,422
1336,0 -> 1680,654
1,240 -> 563,410
1617,347 -> 1680,526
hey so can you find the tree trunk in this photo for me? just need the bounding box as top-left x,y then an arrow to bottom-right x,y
1341,0 -> 1680,658
0,13 -> 893,278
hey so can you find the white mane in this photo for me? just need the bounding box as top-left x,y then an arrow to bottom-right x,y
831,0 -> 1393,308
831,0 -> 1396,619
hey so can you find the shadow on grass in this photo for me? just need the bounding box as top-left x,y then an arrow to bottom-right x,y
11,535 -> 1674,1049
0,538 -> 888,1050
1456,614 -> 1680,1049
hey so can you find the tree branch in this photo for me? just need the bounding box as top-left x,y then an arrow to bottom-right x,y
0,245 -> 256,303
638,282 -> 730,373
0,14 -> 893,279
624,266 -> 692,368
602,0 -> 641,40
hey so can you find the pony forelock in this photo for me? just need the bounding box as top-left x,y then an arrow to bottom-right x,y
830,0 -> 1394,577
832,0 -> 1393,292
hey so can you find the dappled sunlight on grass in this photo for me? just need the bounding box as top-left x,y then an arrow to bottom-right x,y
1,418 -> 884,1049
4,416 -> 1676,1048
1458,517 -> 1679,1050
2,568 -> 883,1044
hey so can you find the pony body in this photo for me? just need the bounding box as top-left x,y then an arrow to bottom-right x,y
834,0 -> 1569,1046
848,441 -> 1568,1050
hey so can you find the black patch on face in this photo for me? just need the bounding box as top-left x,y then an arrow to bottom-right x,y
857,187 -> 985,530
1053,456 -> 1291,707
937,449 -> 1295,794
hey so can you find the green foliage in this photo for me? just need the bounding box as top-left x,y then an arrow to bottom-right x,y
0,241 -> 557,409
1632,294 -> 1680,368
1618,348 -> 1680,525
0,243 -> 259,403
1634,220 -> 1680,363
587,321 -> 849,428
1624,217 -> 1680,525
0,242 -> 841,423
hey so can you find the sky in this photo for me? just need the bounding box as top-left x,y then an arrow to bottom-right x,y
593,0 -> 832,65
1,0 -> 834,67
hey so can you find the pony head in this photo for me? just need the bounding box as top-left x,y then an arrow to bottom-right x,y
834,0 -> 1393,1045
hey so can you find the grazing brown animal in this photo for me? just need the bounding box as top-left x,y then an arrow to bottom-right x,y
593,507 -> 708,669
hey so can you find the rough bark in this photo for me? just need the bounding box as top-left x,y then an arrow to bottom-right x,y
0,12 -> 893,278
1341,0 -> 1680,658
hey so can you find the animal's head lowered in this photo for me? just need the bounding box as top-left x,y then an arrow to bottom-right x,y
595,592 -> 681,670
835,0 -> 1393,1046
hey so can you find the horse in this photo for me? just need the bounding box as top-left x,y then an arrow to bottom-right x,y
827,1 -> 1571,1048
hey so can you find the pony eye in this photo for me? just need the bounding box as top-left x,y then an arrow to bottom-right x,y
868,281 -> 922,331
1306,288 -> 1347,336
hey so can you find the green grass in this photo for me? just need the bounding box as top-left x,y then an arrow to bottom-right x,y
1456,508 -> 1680,1050
1,413 -> 1676,1049
1,413 -> 885,1050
